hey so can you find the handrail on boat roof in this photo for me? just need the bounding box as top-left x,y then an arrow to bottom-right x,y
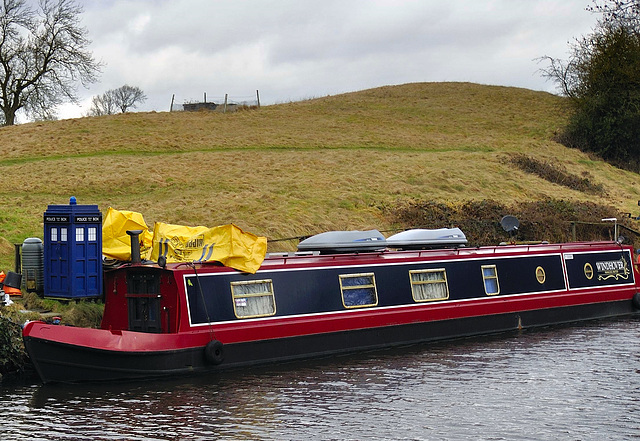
263,240 -> 627,266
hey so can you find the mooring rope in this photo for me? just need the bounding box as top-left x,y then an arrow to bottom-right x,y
187,262 -> 216,343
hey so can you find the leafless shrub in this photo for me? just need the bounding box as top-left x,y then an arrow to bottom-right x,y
507,153 -> 605,195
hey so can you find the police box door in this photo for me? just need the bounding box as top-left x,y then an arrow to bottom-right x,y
73,224 -> 102,297
46,225 -> 70,296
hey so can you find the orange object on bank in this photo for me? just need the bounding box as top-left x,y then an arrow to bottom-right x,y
0,270 -> 22,296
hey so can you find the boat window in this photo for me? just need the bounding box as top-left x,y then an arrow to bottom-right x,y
584,263 -> 594,280
536,266 -> 546,284
231,279 -> 276,318
127,271 -> 160,294
482,265 -> 500,295
339,273 -> 378,308
410,269 -> 449,302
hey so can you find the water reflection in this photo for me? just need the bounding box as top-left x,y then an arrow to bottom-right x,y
2,317 -> 640,440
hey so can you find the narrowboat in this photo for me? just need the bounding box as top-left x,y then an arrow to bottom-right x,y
23,228 -> 640,384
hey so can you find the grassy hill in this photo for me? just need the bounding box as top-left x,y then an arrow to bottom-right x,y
1,81 -> 639,271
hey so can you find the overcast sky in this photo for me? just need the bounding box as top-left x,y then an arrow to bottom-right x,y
55,0 -> 599,119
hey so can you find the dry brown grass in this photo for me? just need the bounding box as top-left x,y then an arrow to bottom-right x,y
0,82 -> 639,269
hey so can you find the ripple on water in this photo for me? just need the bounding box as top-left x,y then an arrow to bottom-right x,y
1,317 -> 640,440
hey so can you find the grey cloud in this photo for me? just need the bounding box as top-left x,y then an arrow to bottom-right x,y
58,0 -> 597,118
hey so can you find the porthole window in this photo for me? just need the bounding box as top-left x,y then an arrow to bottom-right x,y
535,266 -> 546,284
584,263 -> 594,280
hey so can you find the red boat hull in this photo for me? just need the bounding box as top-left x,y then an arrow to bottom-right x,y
23,241 -> 640,383
23,289 -> 638,383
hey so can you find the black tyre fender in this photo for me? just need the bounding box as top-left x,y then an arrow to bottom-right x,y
633,292 -> 640,310
204,340 -> 224,365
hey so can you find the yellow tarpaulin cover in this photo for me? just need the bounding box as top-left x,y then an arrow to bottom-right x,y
102,207 -> 153,261
102,208 -> 267,273
150,222 -> 267,274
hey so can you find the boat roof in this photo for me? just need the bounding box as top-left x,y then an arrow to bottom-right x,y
141,240 -> 630,274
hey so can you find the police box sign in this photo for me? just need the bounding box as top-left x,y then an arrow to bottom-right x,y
44,214 -> 101,223
74,215 -> 102,223
44,215 -> 69,223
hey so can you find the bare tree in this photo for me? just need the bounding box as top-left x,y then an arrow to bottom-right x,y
88,85 -> 147,116
0,0 -> 101,125
113,85 -> 146,113
588,0 -> 640,30
88,90 -> 116,116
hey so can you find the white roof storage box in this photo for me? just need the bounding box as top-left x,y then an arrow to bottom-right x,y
297,230 -> 386,254
386,228 -> 467,250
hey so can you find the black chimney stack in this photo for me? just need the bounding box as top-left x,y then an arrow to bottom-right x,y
126,230 -> 143,264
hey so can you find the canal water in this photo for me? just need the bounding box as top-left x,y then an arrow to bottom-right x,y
2,317 -> 640,440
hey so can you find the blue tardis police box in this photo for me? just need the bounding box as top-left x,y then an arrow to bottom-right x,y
43,197 -> 103,299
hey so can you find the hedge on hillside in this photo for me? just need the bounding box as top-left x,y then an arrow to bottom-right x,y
384,198 -> 630,247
